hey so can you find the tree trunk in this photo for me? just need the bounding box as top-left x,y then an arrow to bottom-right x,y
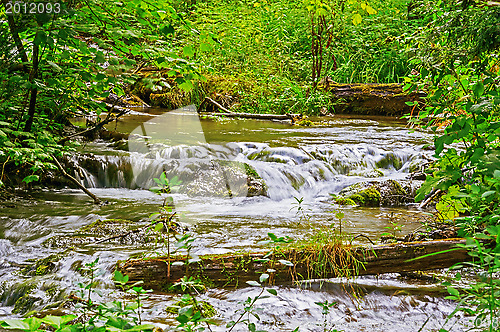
117,238 -> 470,290
1,1 -> 29,63
24,33 -> 40,133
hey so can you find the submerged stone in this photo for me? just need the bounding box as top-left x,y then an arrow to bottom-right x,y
20,252 -> 68,276
42,219 -> 169,249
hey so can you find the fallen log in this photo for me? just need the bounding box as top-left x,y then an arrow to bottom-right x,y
320,82 -> 425,116
117,238 -> 469,290
201,112 -> 300,121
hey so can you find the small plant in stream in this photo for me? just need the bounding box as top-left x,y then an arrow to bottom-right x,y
381,213 -> 402,240
226,272 -> 279,332
149,172 -> 183,276
439,225 -> 500,332
76,258 -> 102,326
169,277 -> 213,331
291,196 -> 312,223
314,300 -> 340,332
334,211 -> 345,237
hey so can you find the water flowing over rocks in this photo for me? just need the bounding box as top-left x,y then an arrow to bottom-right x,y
66,140 -> 428,202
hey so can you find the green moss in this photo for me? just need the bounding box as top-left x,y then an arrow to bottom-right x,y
375,153 -> 403,170
296,118 -> 314,126
333,197 -> 357,206
13,294 -> 41,315
20,252 -> 68,276
347,187 -> 381,207
166,299 -> 217,318
79,219 -> 133,233
243,163 -> 260,179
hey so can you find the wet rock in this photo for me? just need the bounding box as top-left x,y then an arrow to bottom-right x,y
180,160 -> 267,197
375,152 -> 403,170
42,219 -> 168,249
20,252 -> 67,276
348,169 -> 384,178
0,279 -> 67,316
333,179 -> 423,207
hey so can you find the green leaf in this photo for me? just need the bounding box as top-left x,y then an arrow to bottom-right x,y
246,280 -> 261,287
365,5 -> 377,14
95,52 -> 106,64
1,319 -> 30,330
161,24 -> 175,36
259,273 -> 269,283
267,289 -> 277,295
278,259 -> 294,267
22,175 -> 39,184
47,61 -> 62,72
473,81 -> 484,98
482,191 -> 496,198
178,80 -> 194,92
352,13 -> 362,25
172,261 -> 185,266
447,286 -> 460,297
183,46 -> 195,57
41,315 -> 77,328
109,57 -> 120,65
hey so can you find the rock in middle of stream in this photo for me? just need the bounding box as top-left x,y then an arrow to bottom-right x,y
42,219 -> 169,249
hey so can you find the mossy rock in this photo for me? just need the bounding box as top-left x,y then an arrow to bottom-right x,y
348,187 -> 381,207
296,118 -> 314,126
348,169 -> 384,178
375,153 -> 403,170
331,195 -> 357,206
20,252 -> 68,276
43,219 -> 168,249
334,179 -> 417,207
13,294 -> 42,315
180,160 -> 267,197
166,298 -> 217,318
0,280 -> 38,307
1,278 -> 67,316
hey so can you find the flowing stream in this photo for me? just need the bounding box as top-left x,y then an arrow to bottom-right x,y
0,106 -> 466,331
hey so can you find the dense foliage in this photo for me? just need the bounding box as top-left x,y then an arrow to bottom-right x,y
0,0 -> 208,185
406,1 -> 500,330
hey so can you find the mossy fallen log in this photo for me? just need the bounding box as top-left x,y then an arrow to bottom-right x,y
321,82 -> 425,116
116,238 -> 469,290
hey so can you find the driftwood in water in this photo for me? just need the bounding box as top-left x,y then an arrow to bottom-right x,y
51,155 -> 102,205
117,238 -> 469,290
320,82 -> 425,116
198,97 -> 301,122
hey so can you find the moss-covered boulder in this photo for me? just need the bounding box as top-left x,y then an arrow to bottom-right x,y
333,179 -> 421,207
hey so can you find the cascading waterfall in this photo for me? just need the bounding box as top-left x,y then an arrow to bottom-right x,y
71,141 -> 427,200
